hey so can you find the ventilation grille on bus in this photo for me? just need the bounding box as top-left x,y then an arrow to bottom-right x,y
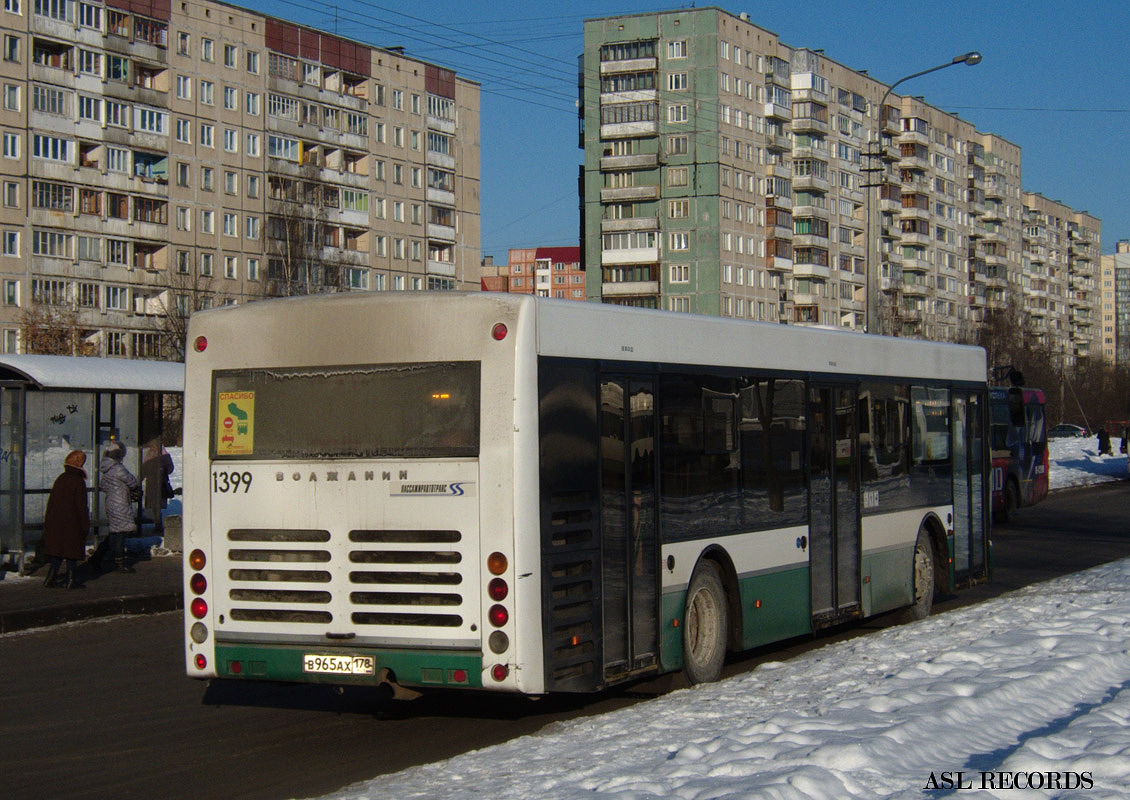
225,528 -> 465,628
542,492 -> 599,691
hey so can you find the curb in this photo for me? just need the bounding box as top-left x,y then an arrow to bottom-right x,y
0,591 -> 183,635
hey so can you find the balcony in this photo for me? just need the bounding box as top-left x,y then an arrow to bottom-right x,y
600,153 -> 658,171
599,57 -> 658,75
602,280 -> 659,297
600,120 -> 658,139
766,254 -> 793,272
792,173 -> 829,193
428,259 -> 457,277
897,153 -> 929,172
765,162 -> 792,181
601,216 -> 659,233
765,133 -> 791,152
792,233 -> 829,249
791,115 -> 828,135
427,115 -> 456,135
427,187 -> 455,207
600,185 -> 659,203
792,263 -> 830,279
763,102 -> 791,120
427,222 -> 456,242
602,245 -> 659,265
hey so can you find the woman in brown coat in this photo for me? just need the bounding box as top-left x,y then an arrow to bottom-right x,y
42,449 -> 91,589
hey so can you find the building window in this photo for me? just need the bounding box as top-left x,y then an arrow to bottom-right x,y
668,40 -> 687,59
200,252 -> 213,276
3,35 -> 19,62
224,255 -> 237,278
246,258 -> 259,281
201,38 -> 213,62
246,50 -> 259,73
667,104 -> 688,123
667,167 -> 689,187
669,232 -> 689,251
2,230 -> 17,256
223,44 -> 237,68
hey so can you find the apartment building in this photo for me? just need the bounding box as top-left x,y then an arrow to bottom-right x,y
1100,240 -> 1130,366
503,246 -> 584,299
580,7 -> 1099,353
1021,193 -> 1101,367
0,0 -> 480,358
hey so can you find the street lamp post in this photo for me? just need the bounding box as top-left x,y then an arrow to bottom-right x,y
864,52 -> 982,335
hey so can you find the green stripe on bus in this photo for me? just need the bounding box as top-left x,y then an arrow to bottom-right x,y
215,643 -> 483,688
660,566 -> 811,672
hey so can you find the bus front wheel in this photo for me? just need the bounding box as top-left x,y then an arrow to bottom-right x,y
899,527 -> 935,623
682,560 -> 728,684
996,481 -> 1019,524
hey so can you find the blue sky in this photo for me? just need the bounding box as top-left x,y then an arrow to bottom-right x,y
253,0 -> 1130,261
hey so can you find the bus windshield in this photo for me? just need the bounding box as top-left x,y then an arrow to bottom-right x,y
211,361 -> 480,460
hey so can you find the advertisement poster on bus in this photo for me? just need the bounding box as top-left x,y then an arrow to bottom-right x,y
216,391 -> 254,455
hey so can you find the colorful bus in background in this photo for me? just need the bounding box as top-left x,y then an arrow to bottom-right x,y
989,385 -> 1048,522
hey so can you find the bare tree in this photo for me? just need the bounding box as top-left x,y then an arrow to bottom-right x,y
265,160 -> 347,297
19,300 -> 95,356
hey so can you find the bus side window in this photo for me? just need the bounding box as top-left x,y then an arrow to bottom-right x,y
1007,387 -> 1024,428
1028,404 -> 1046,451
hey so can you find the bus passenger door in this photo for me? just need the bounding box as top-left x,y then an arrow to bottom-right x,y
599,377 -> 658,679
807,385 -> 861,627
952,391 -> 987,580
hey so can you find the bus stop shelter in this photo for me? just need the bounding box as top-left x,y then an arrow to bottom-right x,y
0,355 -> 184,572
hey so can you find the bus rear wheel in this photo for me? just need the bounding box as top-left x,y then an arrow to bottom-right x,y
683,560 -> 728,684
899,527 -> 935,623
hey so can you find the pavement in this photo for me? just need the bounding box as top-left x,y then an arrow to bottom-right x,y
0,548 -> 183,634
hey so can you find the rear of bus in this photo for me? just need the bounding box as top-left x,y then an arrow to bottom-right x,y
182,293 -> 541,694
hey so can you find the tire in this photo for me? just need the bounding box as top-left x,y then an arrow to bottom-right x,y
682,560 -> 728,684
997,481 -> 1019,524
899,527 -> 935,623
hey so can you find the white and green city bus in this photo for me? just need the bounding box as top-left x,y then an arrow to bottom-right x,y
182,292 -> 989,694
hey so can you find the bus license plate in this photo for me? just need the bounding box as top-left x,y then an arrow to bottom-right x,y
303,654 -> 375,676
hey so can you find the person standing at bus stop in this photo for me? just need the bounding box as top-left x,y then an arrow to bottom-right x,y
98,441 -> 141,574
141,438 -> 174,535
41,450 -> 91,589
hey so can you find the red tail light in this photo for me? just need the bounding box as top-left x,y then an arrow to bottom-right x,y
189,573 -> 207,595
488,604 -> 508,627
488,577 -> 508,601
190,598 -> 208,619
491,663 -> 509,681
194,654 -> 207,670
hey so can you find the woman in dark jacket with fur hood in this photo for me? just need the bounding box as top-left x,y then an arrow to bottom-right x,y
98,441 -> 140,573
42,449 -> 91,589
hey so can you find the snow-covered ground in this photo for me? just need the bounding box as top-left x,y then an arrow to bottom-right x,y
306,438 -> 1130,800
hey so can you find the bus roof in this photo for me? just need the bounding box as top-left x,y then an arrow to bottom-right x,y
190,293 -> 986,384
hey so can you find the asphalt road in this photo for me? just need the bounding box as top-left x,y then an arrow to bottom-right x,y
3,481 -> 1127,800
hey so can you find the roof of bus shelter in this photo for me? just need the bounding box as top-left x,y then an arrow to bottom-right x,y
0,355 -> 183,393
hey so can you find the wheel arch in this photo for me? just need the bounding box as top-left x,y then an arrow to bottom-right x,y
919,512 -> 951,593
692,545 -> 742,653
